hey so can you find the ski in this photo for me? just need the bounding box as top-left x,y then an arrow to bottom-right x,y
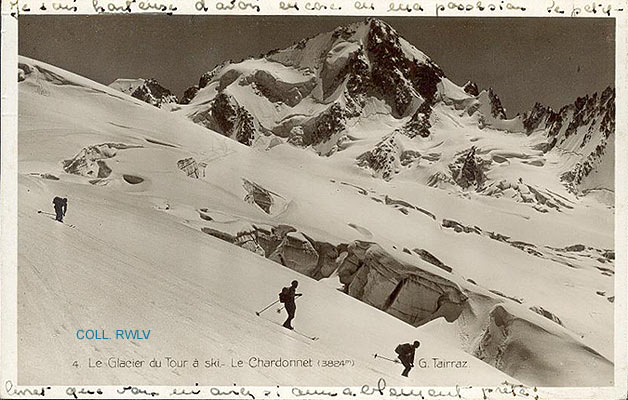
292,329 -> 319,341
38,210 -> 73,227
260,317 -> 319,341
276,323 -> 319,341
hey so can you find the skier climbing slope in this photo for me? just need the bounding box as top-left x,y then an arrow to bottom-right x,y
52,196 -> 67,222
395,341 -> 421,377
279,280 -> 302,330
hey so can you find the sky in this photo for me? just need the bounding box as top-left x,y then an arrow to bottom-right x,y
19,16 -> 615,116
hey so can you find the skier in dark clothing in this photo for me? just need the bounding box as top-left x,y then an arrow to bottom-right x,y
279,280 -> 302,330
395,340 -> 420,377
52,197 -> 68,223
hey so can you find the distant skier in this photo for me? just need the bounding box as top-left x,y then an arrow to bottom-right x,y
395,340 -> 420,377
52,196 -> 68,223
279,280 -> 302,330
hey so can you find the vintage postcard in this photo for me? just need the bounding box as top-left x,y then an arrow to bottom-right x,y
1,1 -> 626,399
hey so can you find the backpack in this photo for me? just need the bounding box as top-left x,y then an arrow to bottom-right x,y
279,287 -> 290,303
395,344 -> 405,355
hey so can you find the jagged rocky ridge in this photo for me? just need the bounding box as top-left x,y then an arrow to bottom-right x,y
522,87 -> 615,194
109,78 -> 179,108
359,84 -> 614,204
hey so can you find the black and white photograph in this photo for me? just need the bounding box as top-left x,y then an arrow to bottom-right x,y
2,8 -> 624,396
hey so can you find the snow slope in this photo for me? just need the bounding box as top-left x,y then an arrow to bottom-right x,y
21,177 -> 518,386
17,55 -> 614,387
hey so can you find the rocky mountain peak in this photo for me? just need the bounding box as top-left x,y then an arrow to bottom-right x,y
364,18 -> 444,112
463,81 -> 480,96
487,88 -> 507,119
199,61 -> 231,89
109,78 -> 178,108
522,102 -> 556,133
189,92 -> 257,146
180,85 -> 199,105
175,18 -> 450,152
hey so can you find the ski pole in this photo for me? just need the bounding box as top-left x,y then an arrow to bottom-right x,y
373,354 -> 400,363
256,299 -> 280,316
277,294 -> 302,313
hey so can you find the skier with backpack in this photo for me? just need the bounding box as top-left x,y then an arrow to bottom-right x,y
279,280 -> 302,330
395,340 -> 420,377
52,196 -> 68,223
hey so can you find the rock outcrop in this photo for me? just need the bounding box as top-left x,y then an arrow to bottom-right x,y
463,81 -> 479,96
400,101 -> 433,138
179,86 -> 199,105
450,147 -> 489,190
486,88 -> 507,120
109,78 -> 178,107
356,134 -> 400,181
528,305 -> 562,326
412,248 -> 452,273
191,93 -> 257,146
307,103 -> 350,146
